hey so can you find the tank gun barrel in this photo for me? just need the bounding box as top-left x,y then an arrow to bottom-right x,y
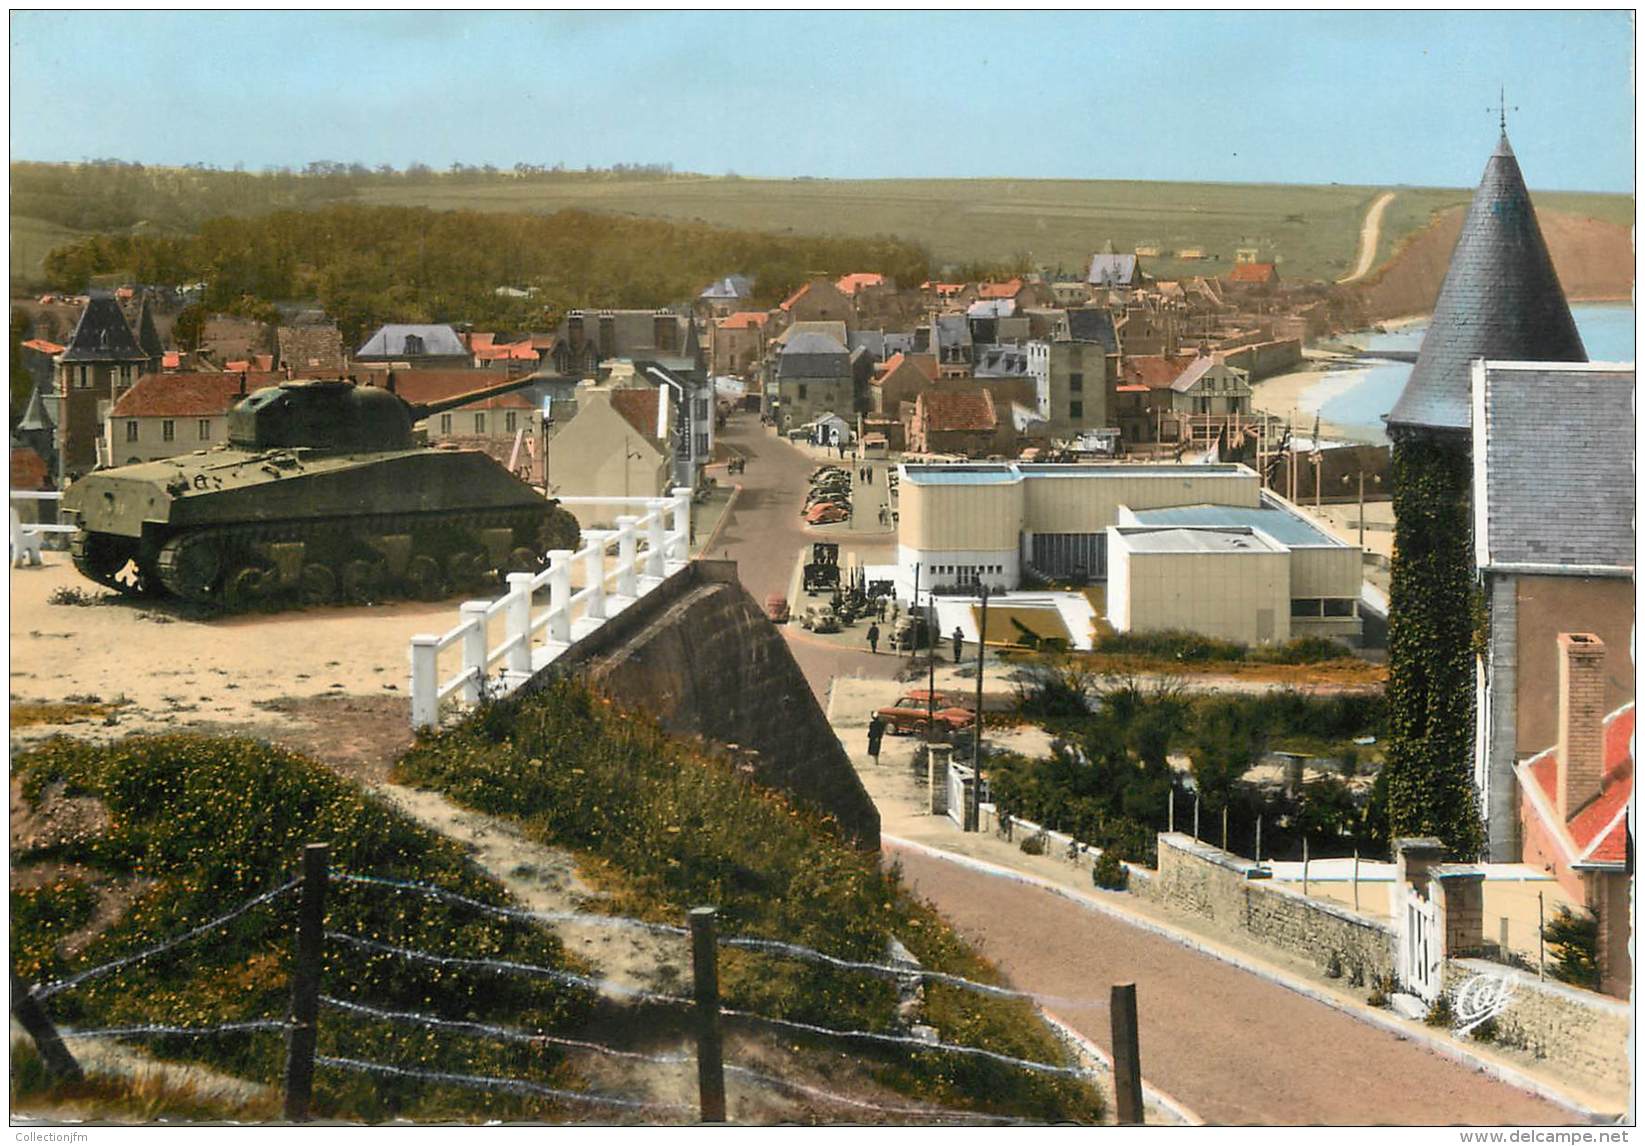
404,372 -> 565,421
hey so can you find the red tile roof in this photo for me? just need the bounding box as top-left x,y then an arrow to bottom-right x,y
1229,263 -> 1277,284
11,446 -> 49,490
1121,355 -> 1196,389
975,278 -> 1023,299
607,388 -> 665,443
367,370 -> 534,410
474,339 -> 538,362
111,372 -> 284,418
1523,704 -> 1634,866
468,332 -> 497,352
162,351 -> 182,369
717,311 -> 769,331
920,387 -> 997,432
21,338 -> 64,355
780,282 -> 814,311
835,273 -> 885,296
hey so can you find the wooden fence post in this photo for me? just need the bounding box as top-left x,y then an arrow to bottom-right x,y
10,972 -> 82,1082
1221,806 -> 1228,852
284,843 -> 329,1122
1167,787 -> 1174,834
1109,982 -> 1144,1125
689,907 -> 727,1123
1193,794 -> 1200,842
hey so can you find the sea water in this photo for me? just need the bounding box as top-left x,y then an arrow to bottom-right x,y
1310,303 -> 1635,444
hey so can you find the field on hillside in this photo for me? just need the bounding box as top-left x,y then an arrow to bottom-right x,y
11,215 -> 89,285
355,176 -> 1387,281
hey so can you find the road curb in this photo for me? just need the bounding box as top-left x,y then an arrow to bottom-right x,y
695,483 -> 742,557
883,834 -> 1618,1124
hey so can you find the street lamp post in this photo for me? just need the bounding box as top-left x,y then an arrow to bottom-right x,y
1340,470 -> 1383,549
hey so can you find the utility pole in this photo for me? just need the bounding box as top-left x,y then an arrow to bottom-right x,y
969,584 -> 989,833
909,563 -> 920,662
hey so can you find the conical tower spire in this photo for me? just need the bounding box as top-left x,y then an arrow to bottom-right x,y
1386,131 -> 1586,434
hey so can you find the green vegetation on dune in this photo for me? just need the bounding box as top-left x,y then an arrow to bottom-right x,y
11,734 -> 595,1122
396,678 -> 1103,1122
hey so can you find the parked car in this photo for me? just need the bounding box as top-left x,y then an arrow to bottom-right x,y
805,502 -> 850,525
800,603 -> 841,633
876,701 -> 977,739
764,593 -> 790,623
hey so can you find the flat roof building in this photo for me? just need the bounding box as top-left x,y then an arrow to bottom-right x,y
897,461 -> 1363,645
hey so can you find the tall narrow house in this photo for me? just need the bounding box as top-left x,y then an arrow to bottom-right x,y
1382,129 -> 1587,857
54,292 -> 151,475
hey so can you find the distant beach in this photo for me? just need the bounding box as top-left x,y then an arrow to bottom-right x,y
1252,302 -> 1635,445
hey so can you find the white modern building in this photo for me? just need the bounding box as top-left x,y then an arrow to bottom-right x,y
895,461 -> 1364,645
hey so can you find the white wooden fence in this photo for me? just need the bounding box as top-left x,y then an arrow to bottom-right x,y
11,490 -> 75,566
408,488 -> 694,730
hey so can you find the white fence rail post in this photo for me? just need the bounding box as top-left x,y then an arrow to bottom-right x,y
616,516 -> 639,598
546,550 -> 573,643
646,503 -> 668,579
583,534 -> 608,621
505,572 -> 534,675
459,602 -> 489,703
410,636 -> 440,730
670,486 -> 693,562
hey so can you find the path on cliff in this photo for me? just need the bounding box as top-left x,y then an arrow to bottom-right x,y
1338,191 -> 1397,284
714,415 -> 898,700
887,843 -> 1570,1126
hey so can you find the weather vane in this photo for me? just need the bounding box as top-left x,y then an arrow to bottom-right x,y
1492,86 -> 1518,134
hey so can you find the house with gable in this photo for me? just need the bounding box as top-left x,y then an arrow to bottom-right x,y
711,311 -> 770,375
907,387 -> 1003,456
356,323 -> 471,369
54,292 -> 151,474
697,274 -> 756,319
545,385 -> 673,527
872,351 -> 940,417
1515,632 -> 1632,998
770,330 -> 852,431
778,277 -> 854,329
1088,251 -> 1143,292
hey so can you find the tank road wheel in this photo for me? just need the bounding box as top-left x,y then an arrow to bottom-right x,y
298,563 -> 338,606
72,533 -> 138,593
342,559 -> 386,605
224,564 -> 275,611
159,535 -> 221,603
404,555 -> 445,601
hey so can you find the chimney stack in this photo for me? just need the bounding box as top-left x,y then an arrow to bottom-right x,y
1556,632 -> 1607,823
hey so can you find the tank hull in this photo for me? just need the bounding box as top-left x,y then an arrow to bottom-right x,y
61,446 -> 579,609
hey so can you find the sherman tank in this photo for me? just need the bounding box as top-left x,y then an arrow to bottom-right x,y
61,374 -> 580,610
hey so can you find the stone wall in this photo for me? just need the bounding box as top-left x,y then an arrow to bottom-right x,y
523,559 -> 881,847
1222,338 -> 1304,382
1149,833 -> 1395,982
1446,958 -> 1632,1096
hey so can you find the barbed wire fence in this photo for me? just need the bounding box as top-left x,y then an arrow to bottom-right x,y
11,842 -> 1146,1125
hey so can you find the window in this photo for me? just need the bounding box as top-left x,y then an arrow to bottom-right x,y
439,414 -> 452,434
120,364 -> 132,385
125,420 -> 138,443
77,365 -> 90,389
798,384 -> 808,401
1070,400 -> 1083,420
1069,371 -> 1083,392
1323,599 -> 1356,618
198,419 -> 211,439
474,413 -> 486,434
1290,599 -> 1324,617
505,411 -> 518,433
161,419 -> 175,442
694,397 -> 709,421
695,432 -> 709,457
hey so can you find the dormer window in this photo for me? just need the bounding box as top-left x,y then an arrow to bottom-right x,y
403,334 -> 425,356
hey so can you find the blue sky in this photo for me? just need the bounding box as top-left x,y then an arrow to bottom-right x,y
9,10 -> 1635,191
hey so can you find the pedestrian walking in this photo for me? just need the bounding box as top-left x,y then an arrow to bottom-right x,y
876,597 -> 887,621
867,622 -> 881,654
952,626 -> 964,663
867,714 -> 887,762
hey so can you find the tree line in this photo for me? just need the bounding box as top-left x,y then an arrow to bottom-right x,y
40,204 -> 935,343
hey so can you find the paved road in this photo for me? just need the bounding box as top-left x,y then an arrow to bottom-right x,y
713,415 -> 899,699
888,843 -> 1572,1126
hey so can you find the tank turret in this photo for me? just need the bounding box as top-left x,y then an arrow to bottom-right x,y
60,372 -> 580,610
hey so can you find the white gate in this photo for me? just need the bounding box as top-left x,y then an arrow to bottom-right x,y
1401,889 -> 1443,1004
947,763 -> 974,830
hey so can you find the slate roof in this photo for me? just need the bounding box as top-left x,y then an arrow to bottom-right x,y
974,344 -> 1031,378
1087,253 -> 1139,287
357,324 -> 468,359
968,299 -> 1016,319
18,384 -> 54,431
849,331 -> 887,360
1388,133 -> 1587,432
919,387 -> 997,432
699,274 -> 754,300
112,373 -> 284,417
134,293 -> 164,361
1066,307 -> 1118,352
1169,357 -> 1247,393
1521,704 -> 1634,867
778,331 -> 851,380
934,314 -> 972,347
59,293 -> 146,362
1474,362 -> 1634,570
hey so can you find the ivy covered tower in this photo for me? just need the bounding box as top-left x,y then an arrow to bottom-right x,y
1382,129 -> 1586,858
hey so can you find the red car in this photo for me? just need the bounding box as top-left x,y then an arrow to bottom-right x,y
805,502 -> 850,525
764,594 -> 790,623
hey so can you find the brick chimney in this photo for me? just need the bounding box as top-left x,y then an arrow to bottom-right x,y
1556,632 -> 1607,823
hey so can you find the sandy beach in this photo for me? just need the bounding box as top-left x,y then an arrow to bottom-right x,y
1247,351 -> 1369,444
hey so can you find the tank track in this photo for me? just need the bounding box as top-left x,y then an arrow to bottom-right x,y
149,503 -> 579,612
